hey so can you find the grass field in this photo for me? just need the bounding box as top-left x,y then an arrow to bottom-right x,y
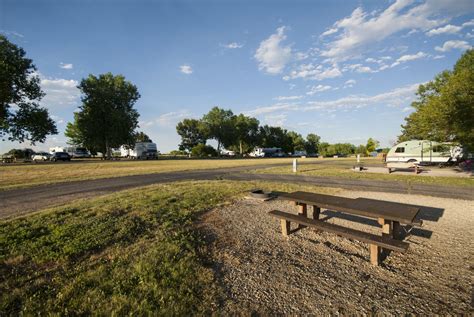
254,161 -> 474,187
0,157 -> 309,191
0,180 -> 337,315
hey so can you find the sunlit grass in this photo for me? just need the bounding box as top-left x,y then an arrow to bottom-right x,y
0,180 -> 338,315
0,157 -> 319,190
254,162 -> 473,187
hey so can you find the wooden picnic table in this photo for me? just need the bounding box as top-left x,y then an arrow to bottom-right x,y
272,191 -> 421,265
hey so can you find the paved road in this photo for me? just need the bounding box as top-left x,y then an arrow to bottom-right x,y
1,165 -> 472,219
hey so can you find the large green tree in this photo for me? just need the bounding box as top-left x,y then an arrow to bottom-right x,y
0,35 -> 57,143
287,131 -> 306,153
365,137 -> 379,155
258,125 -> 293,153
66,73 -> 140,158
399,49 -> 474,151
176,118 -> 208,152
134,131 -> 152,143
201,107 -> 235,153
231,114 -> 260,155
305,133 -> 320,154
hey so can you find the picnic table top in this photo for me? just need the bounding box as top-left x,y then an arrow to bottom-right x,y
277,191 -> 420,224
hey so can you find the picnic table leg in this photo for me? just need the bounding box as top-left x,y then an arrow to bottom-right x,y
392,221 -> 401,239
298,203 -> 308,228
378,218 -> 393,237
280,219 -> 291,237
313,205 -> 321,220
370,244 -> 380,266
298,203 -> 307,217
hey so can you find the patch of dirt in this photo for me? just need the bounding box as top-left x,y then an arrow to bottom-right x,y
200,191 -> 473,315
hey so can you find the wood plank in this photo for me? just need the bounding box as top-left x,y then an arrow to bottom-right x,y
313,205 -> 321,220
269,210 -> 409,252
370,244 -> 380,266
278,191 -> 419,224
281,219 -> 290,236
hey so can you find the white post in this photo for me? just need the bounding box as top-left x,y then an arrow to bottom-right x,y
293,158 -> 298,173
357,154 -> 360,163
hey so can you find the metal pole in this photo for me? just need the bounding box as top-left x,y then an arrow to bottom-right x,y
293,158 -> 298,173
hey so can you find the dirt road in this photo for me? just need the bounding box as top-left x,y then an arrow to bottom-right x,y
1,165 -> 472,219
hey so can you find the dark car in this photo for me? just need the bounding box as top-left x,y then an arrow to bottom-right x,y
51,152 -> 71,162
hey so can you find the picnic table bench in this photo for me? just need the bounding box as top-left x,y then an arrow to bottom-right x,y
269,191 -> 421,266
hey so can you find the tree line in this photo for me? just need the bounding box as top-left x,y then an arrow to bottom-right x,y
175,107 -> 321,156
176,107 -> 383,157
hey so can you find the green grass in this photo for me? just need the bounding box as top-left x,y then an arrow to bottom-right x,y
0,180 -> 337,315
0,157 -> 316,191
254,163 -> 474,187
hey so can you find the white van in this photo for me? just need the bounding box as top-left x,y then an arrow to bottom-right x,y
386,140 -> 462,164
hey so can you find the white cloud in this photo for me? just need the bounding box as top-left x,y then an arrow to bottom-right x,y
40,77 -> 80,108
243,83 -> 422,119
306,85 -> 332,95
304,83 -> 421,111
262,113 -> 287,127
426,24 -> 462,36
435,40 -> 472,52
344,63 -> 375,73
141,110 -> 192,128
402,106 -> 413,112
390,51 -> 427,67
344,79 -> 356,88
222,42 -> 243,49
463,19 -> 474,27
0,30 -> 24,38
273,95 -> 303,101
180,65 -> 193,74
320,0 -> 474,61
285,63 -> 342,81
243,103 -> 299,116
433,54 -> 445,59
59,63 -> 73,69
320,27 -> 338,37
255,26 -> 292,74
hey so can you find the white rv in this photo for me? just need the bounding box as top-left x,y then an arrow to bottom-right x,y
120,142 -> 158,159
386,140 -> 462,164
250,147 -> 285,158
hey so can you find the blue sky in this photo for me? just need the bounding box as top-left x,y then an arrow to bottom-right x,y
1,0 -> 473,153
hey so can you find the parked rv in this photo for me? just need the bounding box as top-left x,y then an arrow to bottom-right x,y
386,140 -> 462,165
49,146 -> 91,158
292,150 -> 307,157
220,149 -> 236,157
250,147 -> 285,158
120,142 -> 158,159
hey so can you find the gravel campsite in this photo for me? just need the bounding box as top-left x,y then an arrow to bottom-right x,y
201,190 -> 473,315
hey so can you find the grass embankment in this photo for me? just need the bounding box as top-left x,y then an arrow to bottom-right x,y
0,157 -> 308,191
0,180 -> 337,315
254,161 -> 474,187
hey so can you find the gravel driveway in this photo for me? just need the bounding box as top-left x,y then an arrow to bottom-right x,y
200,190 -> 473,315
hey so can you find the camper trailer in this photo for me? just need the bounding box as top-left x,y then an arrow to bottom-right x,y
49,146 -> 90,158
386,140 -> 462,164
120,142 -> 158,159
250,147 -> 285,158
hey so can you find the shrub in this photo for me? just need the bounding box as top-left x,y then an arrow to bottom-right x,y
191,144 -> 217,158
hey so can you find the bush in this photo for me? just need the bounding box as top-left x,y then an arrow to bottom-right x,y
168,150 -> 187,156
191,144 -> 217,158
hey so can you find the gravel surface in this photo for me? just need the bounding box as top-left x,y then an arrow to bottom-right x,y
200,190 -> 473,315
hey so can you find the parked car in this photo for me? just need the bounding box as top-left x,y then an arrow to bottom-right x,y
51,152 -> 71,162
32,152 -> 51,162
